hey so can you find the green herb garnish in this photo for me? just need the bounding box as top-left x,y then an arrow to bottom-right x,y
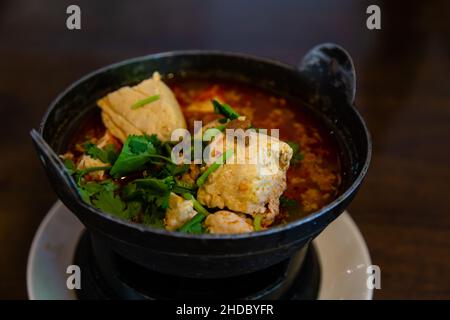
64,131 -> 213,232
121,176 -> 176,227
78,181 -> 108,204
142,203 -> 165,228
110,134 -> 164,178
124,176 -> 174,209
286,141 -> 304,165
131,95 -> 160,110
75,165 -> 112,184
280,195 -> 299,214
172,180 -> 196,194
253,214 -> 263,231
76,178 -> 140,220
92,188 -> 128,219
63,159 -> 76,175
212,99 -> 240,120
182,193 -> 210,216
84,143 -> 118,164
178,193 -> 209,233
196,149 -> 233,187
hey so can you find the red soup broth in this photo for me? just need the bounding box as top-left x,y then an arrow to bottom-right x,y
168,79 -> 341,222
68,78 -> 342,224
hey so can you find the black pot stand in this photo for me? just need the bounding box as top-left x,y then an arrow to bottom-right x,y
74,231 -> 321,300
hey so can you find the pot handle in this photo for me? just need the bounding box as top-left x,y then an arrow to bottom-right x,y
298,43 -> 356,105
30,129 -> 81,202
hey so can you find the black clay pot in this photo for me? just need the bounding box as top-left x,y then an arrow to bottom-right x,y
32,44 -> 371,279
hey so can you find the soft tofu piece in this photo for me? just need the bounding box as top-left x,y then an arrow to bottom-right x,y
97,72 -> 187,142
164,193 -> 197,231
205,210 -> 254,234
76,131 -> 118,180
96,130 -> 119,149
197,131 -> 293,225
76,155 -> 107,180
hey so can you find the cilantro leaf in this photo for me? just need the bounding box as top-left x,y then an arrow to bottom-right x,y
142,203 -> 165,228
90,183 -> 142,220
92,189 -> 128,218
110,135 -> 160,178
78,179 -> 119,208
159,163 -> 189,178
84,143 -> 118,164
78,181 -> 104,204
123,176 -> 174,211
124,201 -> 142,220
131,176 -> 174,194
134,176 -> 174,209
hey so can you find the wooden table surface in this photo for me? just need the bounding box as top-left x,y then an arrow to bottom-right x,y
0,0 -> 449,299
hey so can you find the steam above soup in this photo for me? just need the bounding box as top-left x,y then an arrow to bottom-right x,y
61,72 -> 341,234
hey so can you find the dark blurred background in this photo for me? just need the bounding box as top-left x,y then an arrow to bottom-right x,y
0,0 -> 449,299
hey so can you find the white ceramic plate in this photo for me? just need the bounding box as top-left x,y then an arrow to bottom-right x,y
27,201 -> 372,300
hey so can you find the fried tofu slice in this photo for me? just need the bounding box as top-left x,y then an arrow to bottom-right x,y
197,131 -> 293,225
76,155 -> 107,180
97,72 -> 186,142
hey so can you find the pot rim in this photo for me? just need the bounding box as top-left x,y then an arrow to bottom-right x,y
40,49 -> 372,240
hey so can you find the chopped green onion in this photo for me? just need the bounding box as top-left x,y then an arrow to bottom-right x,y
178,212 -> 205,233
181,193 -> 210,216
176,180 -> 195,190
178,193 -> 210,232
172,180 -> 196,194
253,214 -> 263,231
131,95 -> 160,110
196,149 -> 233,187
212,99 -> 240,120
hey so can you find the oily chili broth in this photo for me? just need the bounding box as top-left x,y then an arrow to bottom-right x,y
68,78 -> 341,223
168,79 -> 341,221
